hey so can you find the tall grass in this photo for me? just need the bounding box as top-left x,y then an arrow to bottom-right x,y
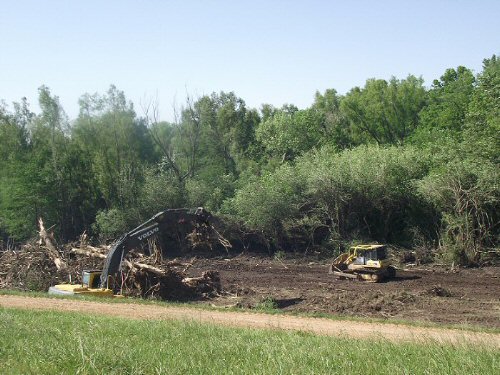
1,308 -> 497,374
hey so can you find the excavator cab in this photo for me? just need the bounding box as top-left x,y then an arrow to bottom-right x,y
82,270 -> 103,289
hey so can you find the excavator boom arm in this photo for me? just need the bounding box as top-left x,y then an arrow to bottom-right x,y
100,207 -> 211,288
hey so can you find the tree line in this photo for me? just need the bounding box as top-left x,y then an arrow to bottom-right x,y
1,55 -> 498,264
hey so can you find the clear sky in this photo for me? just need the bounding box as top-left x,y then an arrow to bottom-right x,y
1,0 -> 499,121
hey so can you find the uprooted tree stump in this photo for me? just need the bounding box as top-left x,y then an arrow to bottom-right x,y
38,218 -> 67,271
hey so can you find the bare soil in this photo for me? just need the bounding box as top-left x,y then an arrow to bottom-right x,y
183,254 -> 500,329
1,252 -> 498,345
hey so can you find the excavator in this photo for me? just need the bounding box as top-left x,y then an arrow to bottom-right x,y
328,244 -> 396,282
48,207 -> 215,297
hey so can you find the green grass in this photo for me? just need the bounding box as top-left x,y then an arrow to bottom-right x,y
1,289 -> 499,334
0,308 -> 498,375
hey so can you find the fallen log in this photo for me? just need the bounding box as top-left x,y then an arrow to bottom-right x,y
86,245 -> 109,253
70,248 -> 106,259
123,259 -> 166,277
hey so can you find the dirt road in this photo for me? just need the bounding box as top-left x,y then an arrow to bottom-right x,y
1,295 -> 499,347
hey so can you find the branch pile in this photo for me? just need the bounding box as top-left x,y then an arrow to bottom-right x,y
0,220 -> 223,300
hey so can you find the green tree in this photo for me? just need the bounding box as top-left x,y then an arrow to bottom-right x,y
341,76 -> 426,145
196,92 -> 258,174
256,108 -> 324,161
412,66 -> 475,147
0,88 -> 98,240
312,89 -> 352,149
1,87 -> 72,238
0,99 -> 31,169
224,163 -> 307,248
0,100 -> 33,238
463,55 -> 500,163
73,85 -> 155,209
147,92 -> 259,210
419,66 -> 475,132
29,86 -> 98,239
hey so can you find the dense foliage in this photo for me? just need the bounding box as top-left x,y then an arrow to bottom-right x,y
1,56 -> 498,264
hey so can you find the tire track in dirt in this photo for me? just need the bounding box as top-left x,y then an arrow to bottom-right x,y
1,295 -> 499,348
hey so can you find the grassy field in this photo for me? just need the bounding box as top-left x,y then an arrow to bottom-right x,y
0,308 -> 498,374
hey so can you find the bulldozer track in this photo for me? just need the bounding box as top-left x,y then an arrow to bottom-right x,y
1,295 -> 499,347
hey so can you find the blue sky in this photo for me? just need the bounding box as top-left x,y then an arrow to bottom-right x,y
1,0 -> 499,121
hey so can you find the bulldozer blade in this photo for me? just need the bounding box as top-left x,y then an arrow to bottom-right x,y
331,270 -> 384,282
332,271 -> 360,280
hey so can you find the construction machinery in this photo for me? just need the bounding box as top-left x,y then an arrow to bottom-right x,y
48,207 -> 215,297
48,269 -> 114,297
328,244 -> 396,282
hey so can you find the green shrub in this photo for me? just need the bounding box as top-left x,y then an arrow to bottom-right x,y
418,158 -> 499,265
225,144 -> 435,251
186,174 -> 235,212
254,296 -> 279,311
224,164 -> 306,242
92,208 -> 128,241
299,145 -> 433,243
139,169 -> 185,217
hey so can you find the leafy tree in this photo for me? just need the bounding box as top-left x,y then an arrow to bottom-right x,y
341,76 -> 426,145
0,87 -> 71,238
148,120 -> 185,179
312,89 -> 352,149
256,108 -> 324,161
463,55 -> 500,163
0,99 -> 31,169
260,104 -> 277,122
28,87 -> 98,239
227,144 -> 433,249
412,66 -> 475,147
419,66 -> 475,132
0,88 -> 98,240
197,92 -> 248,175
73,85 -> 155,208
148,92 -> 258,210
0,98 -> 32,161
299,145 -> 433,243
0,101 -> 33,239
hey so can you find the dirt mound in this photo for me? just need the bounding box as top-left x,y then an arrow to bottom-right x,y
425,285 -> 453,297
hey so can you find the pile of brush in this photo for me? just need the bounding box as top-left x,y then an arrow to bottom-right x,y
0,219 -> 222,300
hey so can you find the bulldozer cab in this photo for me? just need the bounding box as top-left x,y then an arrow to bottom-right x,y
351,245 -> 387,265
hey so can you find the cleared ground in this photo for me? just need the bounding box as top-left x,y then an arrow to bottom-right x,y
186,255 -> 500,328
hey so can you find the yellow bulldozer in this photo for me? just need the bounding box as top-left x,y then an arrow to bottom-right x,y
329,244 -> 396,282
